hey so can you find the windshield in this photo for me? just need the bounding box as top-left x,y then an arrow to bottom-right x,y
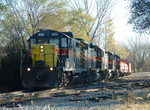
109,54 -> 114,60
30,38 -> 59,46
49,39 -> 59,45
116,57 -> 120,62
30,37 -> 68,48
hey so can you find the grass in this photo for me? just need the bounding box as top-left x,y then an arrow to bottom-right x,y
112,93 -> 150,110
114,101 -> 150,110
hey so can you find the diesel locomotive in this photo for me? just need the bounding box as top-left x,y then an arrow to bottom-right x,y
20,29 -> 131,89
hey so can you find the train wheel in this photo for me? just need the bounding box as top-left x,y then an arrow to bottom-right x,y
117,72 -> 120,77
105,72 -> 112,80
62,73 -> 69,86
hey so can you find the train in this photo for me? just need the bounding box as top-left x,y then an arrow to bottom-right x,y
20,29 -> 131,89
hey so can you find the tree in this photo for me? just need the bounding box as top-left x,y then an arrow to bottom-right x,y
0,0 -> 68,88
67,8 -> 93,42
128,0 -> 150,72
102,17 -> 115,50
68,0 -> 115,42
40,8 -> 68,32
0,0 -> 5,14
22,0 -> 68,34
127,36 -> 150,72
94,17 -> 129,59
128,0 -> 150,33
0,0 -> 67,50
114,43 -> 130,59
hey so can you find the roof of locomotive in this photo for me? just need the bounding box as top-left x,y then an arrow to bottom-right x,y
28,29 -> 74,41
105,50 -> 114,55
114,54 -> 120,58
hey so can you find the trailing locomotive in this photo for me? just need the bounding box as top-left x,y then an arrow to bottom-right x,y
20,29 -> 131,89
120,59 -> 131,76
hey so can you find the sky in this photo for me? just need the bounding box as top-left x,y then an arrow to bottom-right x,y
111,0 -> 137,43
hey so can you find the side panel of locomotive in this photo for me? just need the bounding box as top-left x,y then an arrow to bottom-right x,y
114,54 -> 121,77
103,51 -> 115,79
63,38 -> 86,84
72,39 -> 99,83
92,45 -> 104,80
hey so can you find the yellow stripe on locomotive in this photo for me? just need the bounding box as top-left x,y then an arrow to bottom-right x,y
31,44 -> 57,67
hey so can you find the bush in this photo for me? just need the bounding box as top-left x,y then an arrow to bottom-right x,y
0,42 -> 22,90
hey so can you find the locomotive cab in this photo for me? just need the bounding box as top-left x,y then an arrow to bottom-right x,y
21,30 -> 71,89
114,54 -> 121,77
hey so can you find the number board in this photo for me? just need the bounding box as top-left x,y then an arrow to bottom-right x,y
38,33 -> 44,37
52,32 -> 59,36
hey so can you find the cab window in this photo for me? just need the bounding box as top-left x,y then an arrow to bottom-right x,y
101,51 -> 104,57
116,57 -> 120,62
61,38 -> 67,48
109,54 -> 114,60
49,39 -> 59,45
30,39 -> 36,46
98,51 -> 101,57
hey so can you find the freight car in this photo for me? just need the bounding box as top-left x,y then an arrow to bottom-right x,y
20,29 -> 130,89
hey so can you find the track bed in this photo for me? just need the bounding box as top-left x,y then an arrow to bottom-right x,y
1,72 -> 150,109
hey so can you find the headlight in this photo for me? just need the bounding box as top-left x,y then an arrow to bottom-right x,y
40,45 -> 44,53
40,49 -> 44,53
40,45 -> 44,49
50,67 -> 53,71
27,68 -> 31,72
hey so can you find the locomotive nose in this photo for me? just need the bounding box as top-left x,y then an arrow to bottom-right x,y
36,70 -> 45,80
31,44 -> 57,68
35,61 -> 46,80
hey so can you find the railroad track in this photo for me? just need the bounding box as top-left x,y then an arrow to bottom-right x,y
0,81 -> 113,105
0,88 -> 63,105
1,73 -> 150,106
